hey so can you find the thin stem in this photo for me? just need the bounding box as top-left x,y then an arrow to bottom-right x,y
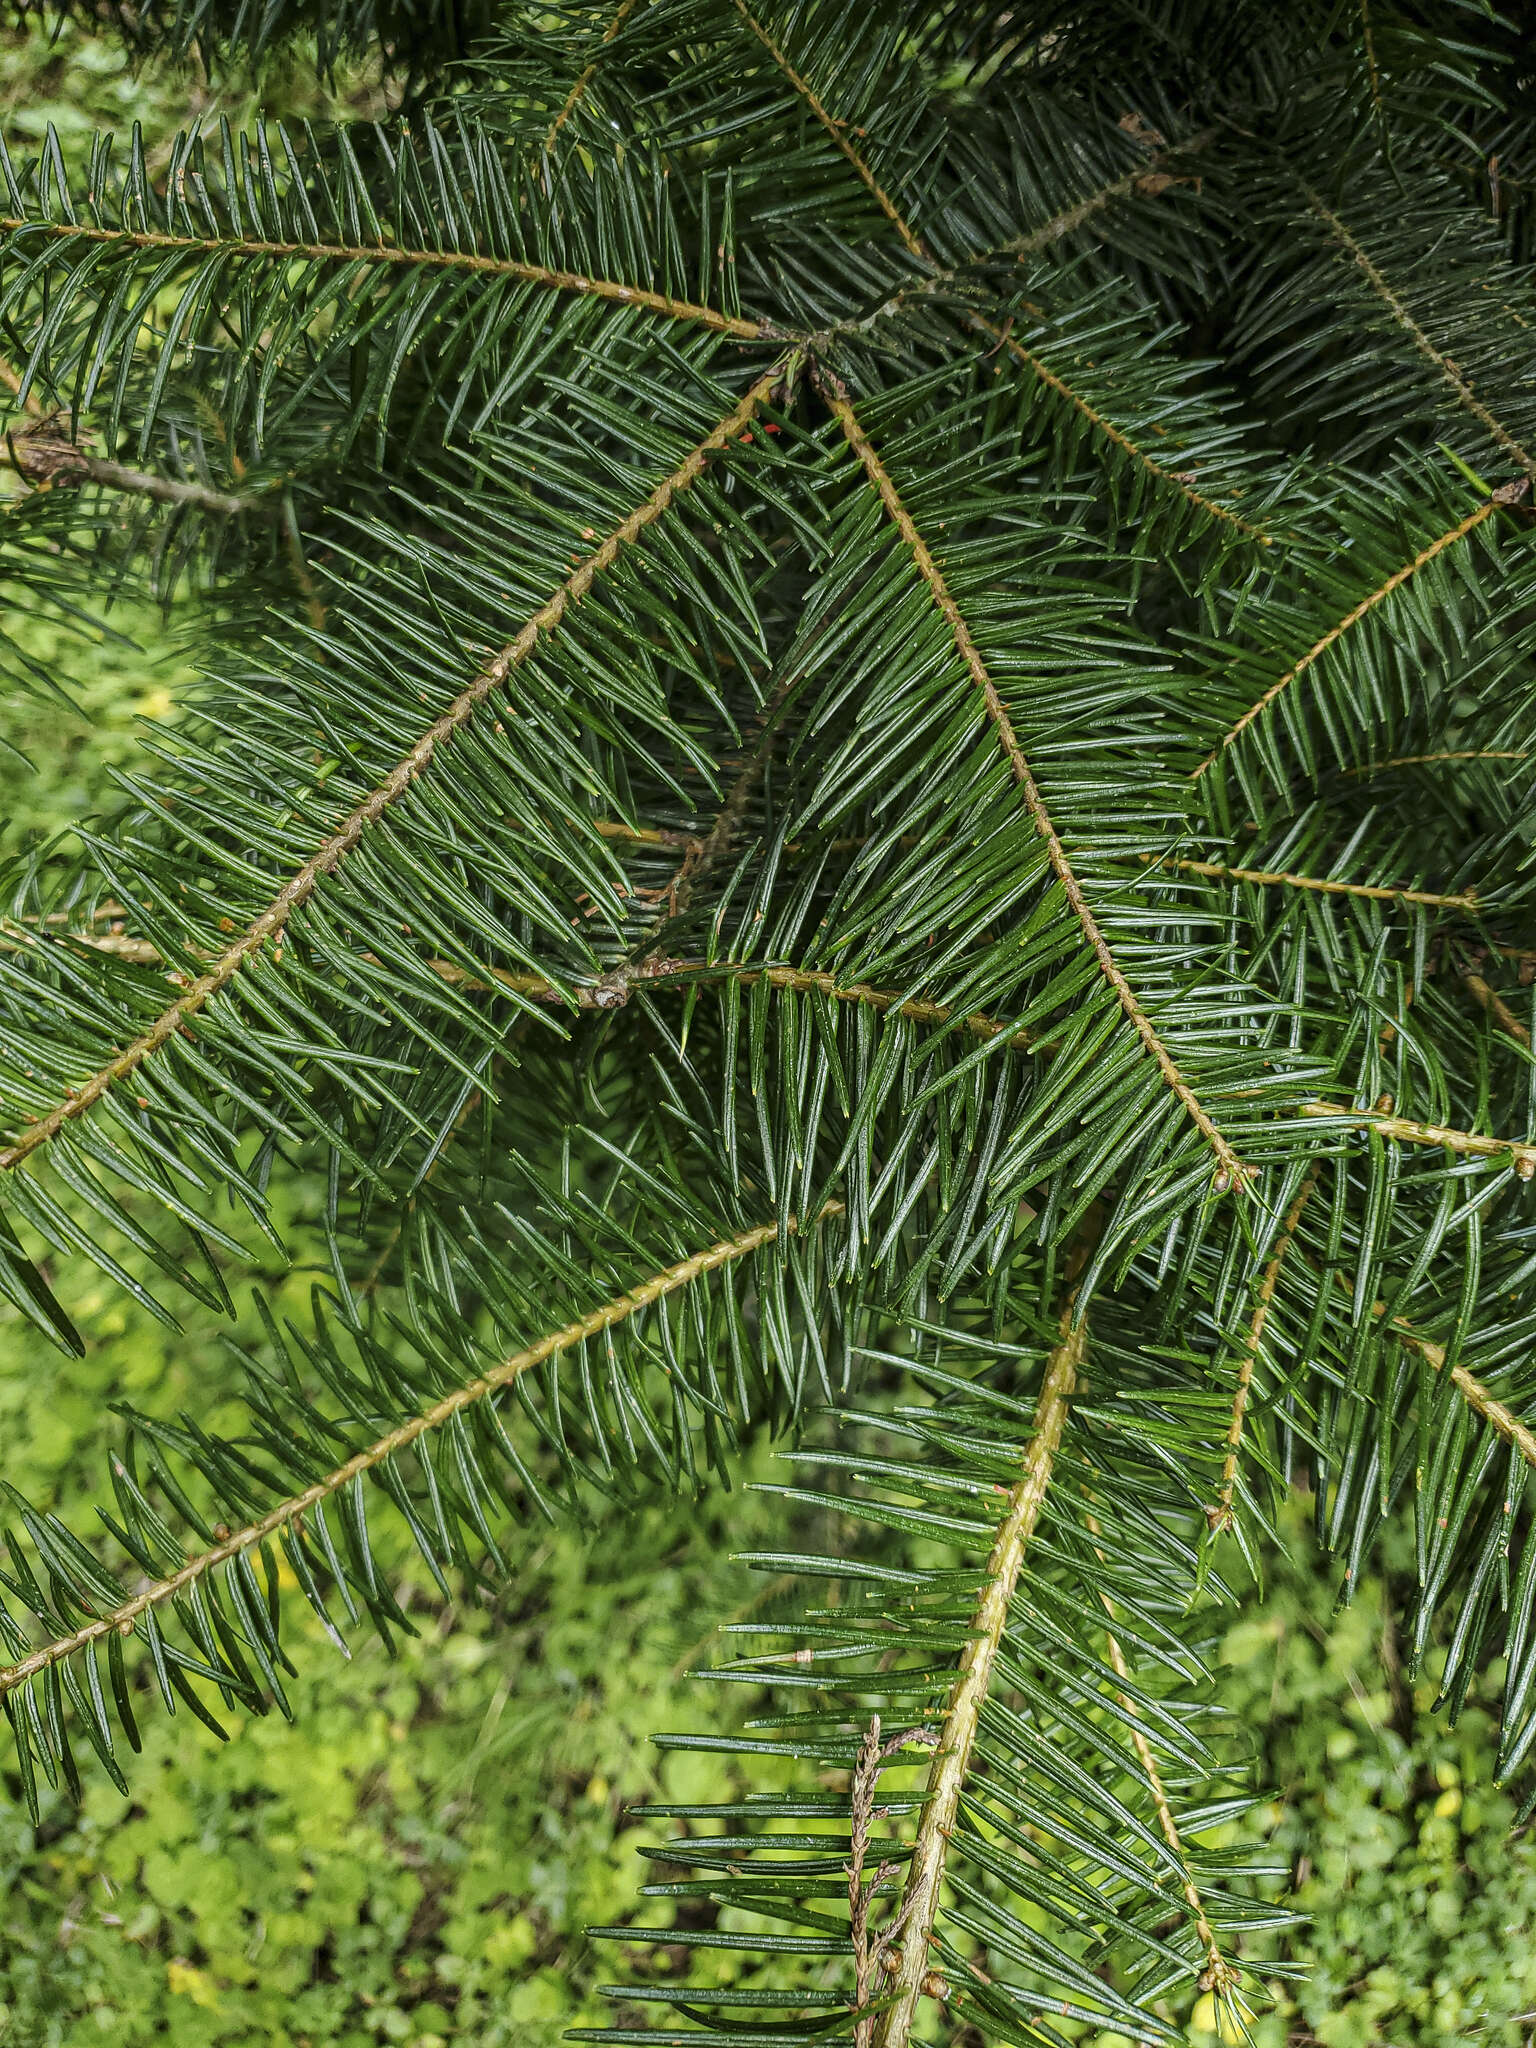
281,493 -> 329,635
1209,1167 -> 1318,1532
1143,852 -> 1478,912
1301,182 -> 1536,480
820,364 -> 1249,1188
1193,484 -> 1525,778
1347,749 -> 1531,775
1462,971 -> 1531,1048
0,1203 -> 842,1699
1084,1510 -> 1235,1993
3,926 -> 1036,1049
816,139 -> 1213,348
0,925 -> 159,963
1299,1101 -> 1536,1179
3,432 -> 256,515
848,1716 -> 931,2048
0,363 -> 792,1172
543,0 -> 643,151
1000,133 -> 1216,260
633,666 -> 804,938
0,215 -> 765,343
731,0 -> 925,260
431,956 -> 1036,1047
1359,0 -> 1382,112
873,1292 -> 1085,2048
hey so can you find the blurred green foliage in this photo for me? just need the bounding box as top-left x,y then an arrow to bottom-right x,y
4,18 -> 1536,2046
0,17 -> 387,148
0,612 -> 196,863
1207,1508 -> 1536,2048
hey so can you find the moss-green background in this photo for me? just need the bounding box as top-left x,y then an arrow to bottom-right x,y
4,25 -> 1536,2044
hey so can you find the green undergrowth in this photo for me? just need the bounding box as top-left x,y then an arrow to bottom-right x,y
0,609 -> 197,865
1208,1507 -> 1536,2048
0,18 -> 387,152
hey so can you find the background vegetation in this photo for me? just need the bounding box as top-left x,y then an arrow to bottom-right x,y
3,18 -> 1535,2048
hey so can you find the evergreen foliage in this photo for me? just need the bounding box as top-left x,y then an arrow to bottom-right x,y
2,3 -> 1536,2039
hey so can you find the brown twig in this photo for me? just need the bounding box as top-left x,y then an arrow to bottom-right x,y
1143,852 -> 1478,913
0,923 -> 1038,1050
1462,970 -> 1531,1048
2,429 -> 255,516
847,1715 -> 935,2047
1299,1100 -> 1536,1179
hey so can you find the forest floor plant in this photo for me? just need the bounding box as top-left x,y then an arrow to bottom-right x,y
3,1 -> 1536,2042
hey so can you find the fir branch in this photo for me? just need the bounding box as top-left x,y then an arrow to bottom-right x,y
1001,132 -> 1216,260
1192,482 -> 1527,778
440,955 -> 1037,1053
0,362 -> 793,1172
731,0 -> 926,260
1141,852 -> 1479,912
633,664 -> 804,936
820,364 -> 1250,1188
847,1715 -> 932,2048
1209,1167 -> 1318,1533
748,15 -> 1253,536
1388,1315 -> 1536,1473
1,927 -> 1038,1048
1300,1101 -> 1536,1178
1301,182 -> 1536,481
977,315 -> 1274,539
0,214 -> 767,343
1084,1511 -> 1236,1993
816,134 -> 1214,350
873,1289 -> 1085,2048
0,1203 -> 842,1700
543,0 -> 642,151
723,965 -> 1028,1044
